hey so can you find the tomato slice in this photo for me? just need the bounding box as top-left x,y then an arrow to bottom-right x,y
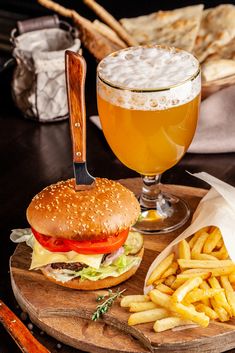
32,228 -> 71,252
32,228 -> 129,254
67,229 -> 129,254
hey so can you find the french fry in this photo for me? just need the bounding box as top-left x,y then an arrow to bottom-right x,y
203,227 -> 222,253
215,237 -> 223,249
191,231 -> 210,259
200,280 -> 210,290
210,298 -> 230,322
183,288 -> 224,305
211,245 -> 229,260
209,252 -> 228,260
219,245 -> 228,256
128,307 -> 169,325
178,239 -> 191,260
153,317 -> 193,332
187,267 -> 235,278
195,303 -> 218,320
188,233 -> 201,249
171,302 -> 209,328
172,276 -> 203,302
129,302 -> 158,312
220,276 -> 235,316
153,278 -> 165,286
178,259 -> 234,269
156,283 -> 174,295
149,289 -> 171,306
147,253 -> 174,286
120,295 -> 150,307
202,298 -> 210,307
229,272 -> 235,283
172,271 -> 211,290
164,275 -> 176,287
149,290 -> 209,327
171,278 -> 186,290
161,262 -> 178,278
201,297 -> 211,307
199,280 -> 211,306
209,266 -> 235,277
182,269 -> 212,275
208,277 -> 232,316
218,242 -> 226,250
188,227 -> 210,249
194,253 -> 219,261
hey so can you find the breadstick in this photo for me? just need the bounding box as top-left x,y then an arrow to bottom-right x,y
37,0 -> 122,60
38,0 -> 73,18
93,20 -> 126,48
83,0 -> 138,46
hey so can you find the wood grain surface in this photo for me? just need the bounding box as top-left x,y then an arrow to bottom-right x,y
10,179 -> 235,353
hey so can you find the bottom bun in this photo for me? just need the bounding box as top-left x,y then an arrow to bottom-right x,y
41,247 -> 144,290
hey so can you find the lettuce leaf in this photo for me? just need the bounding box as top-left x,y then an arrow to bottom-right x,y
46,255 -> 140,283
10,228 -> 34,248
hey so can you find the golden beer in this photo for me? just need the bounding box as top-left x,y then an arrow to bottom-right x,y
97,94 -> 200,175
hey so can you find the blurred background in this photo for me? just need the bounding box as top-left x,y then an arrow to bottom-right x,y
1,1 -> 235,352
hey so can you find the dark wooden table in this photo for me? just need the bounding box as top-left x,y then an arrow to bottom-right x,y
0,1 -> 235,352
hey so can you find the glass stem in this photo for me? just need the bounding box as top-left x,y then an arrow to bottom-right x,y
140,175 -> 162,209
140,175 -> 173,218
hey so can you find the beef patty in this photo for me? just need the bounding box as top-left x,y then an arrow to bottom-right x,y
51,262 -> 87,271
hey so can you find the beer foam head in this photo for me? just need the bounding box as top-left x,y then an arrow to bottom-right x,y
97,46 -> 201,110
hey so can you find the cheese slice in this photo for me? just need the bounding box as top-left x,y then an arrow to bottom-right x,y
30,239 -> 103,270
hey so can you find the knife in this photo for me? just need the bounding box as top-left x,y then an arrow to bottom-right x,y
65,50 -> 95,191
0,299 -> 50,353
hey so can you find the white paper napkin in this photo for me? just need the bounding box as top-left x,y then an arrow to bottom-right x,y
144,172 -> 235,293
188,85 -> 235,153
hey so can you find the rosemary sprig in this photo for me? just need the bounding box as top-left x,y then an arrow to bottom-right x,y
92,288 -> 126,321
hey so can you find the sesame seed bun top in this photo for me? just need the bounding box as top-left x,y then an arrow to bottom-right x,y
26,178 -> 140,241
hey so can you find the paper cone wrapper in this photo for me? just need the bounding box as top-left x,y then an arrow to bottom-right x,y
144,172 -> 235,294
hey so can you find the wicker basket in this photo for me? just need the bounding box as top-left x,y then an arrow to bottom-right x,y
202,74 -> 235,99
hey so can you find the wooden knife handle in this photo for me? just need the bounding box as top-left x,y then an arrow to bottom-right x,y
65,50 -> 86,163
0,299 -> 50,353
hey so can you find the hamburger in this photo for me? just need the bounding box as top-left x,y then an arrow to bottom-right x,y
23,178 -> 143,290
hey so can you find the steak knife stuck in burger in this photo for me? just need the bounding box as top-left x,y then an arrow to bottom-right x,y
23,178 -> 143,290
11,51 -> 144,290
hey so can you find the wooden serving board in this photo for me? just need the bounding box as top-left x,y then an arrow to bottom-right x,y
10,179 -> 235,353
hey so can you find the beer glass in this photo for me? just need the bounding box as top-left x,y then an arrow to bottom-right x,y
97,46 -> 201,234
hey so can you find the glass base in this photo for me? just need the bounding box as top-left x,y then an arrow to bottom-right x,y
132,193 -> 190,234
